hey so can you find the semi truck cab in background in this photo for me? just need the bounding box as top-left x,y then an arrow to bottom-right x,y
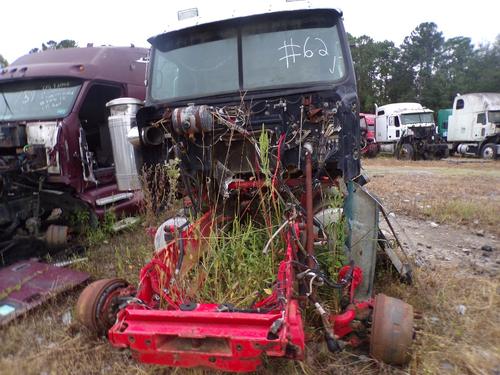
360,112 -> 378,157
445,93 -> 500,159
374,102 -> 448,160
0,46 -> 147,264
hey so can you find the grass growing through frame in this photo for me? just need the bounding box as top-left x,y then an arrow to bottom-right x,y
181,129 -> 285,307
315,188 -> 348,283
189,217 -> 282,307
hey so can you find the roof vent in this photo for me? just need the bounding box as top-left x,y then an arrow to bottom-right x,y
178,8 -> 198,20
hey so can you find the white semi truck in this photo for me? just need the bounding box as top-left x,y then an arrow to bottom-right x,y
446,93 -> 500,159
374,102 -> 448,160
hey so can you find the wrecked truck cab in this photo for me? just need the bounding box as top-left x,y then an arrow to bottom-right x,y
77,2 -> 415,372
0,47 -> 147,265
136,4 -> 361,183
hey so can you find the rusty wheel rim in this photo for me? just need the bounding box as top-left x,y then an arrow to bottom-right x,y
370,293 -> 414,365
76,278 -> 128,336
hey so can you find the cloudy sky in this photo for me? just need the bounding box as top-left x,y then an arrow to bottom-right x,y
1,0 -> 498,63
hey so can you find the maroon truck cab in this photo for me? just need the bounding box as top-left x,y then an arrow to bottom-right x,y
0,47 -> 147,264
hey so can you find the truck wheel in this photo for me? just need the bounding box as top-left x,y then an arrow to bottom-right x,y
76,278 -> 129,336
397,143 -> 414,160
370,294 -> 414,365
481,143 -> 497,159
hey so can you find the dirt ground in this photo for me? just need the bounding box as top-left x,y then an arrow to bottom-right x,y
362,158 -> 500,278
0,157 -> 499,375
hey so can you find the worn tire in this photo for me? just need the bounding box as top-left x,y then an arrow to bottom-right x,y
76,278 -> 128,336
397,143 -> 414,160
370,293 -> 414,365
480,143 -> 497,160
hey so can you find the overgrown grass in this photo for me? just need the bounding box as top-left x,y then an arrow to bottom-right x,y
140,159 -> 180,226
186,218 -> 280,307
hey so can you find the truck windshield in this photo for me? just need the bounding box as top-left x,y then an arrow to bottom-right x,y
150,11 -> 345,101
0,78 -> 81,122
401,112 -> 434,125
488,111 -> 500,124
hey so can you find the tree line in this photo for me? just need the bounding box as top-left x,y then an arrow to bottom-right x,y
349,22 -> 500,113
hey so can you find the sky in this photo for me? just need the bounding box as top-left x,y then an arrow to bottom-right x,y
1,0 -> 499,63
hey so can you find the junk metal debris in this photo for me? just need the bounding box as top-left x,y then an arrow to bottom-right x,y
0,259 -> 89,325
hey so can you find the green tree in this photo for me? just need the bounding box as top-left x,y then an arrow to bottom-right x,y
0,54 -> 7,68
467,36 -> 500,93
348,25 -> 499,113
29,39 -> 78,54
349,34 -> 399,112
399,22 -> 445,108
433,36 -> 476,108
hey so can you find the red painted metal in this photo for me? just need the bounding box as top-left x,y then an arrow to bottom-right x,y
305,152 -> 315,270
331,301 -> 371,340
360,113 -> 379,157
108,211 -> 306,372
104,205 -> 377,372
338,265 -> 363,302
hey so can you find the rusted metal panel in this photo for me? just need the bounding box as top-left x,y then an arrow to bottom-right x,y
0,259 -> 89,325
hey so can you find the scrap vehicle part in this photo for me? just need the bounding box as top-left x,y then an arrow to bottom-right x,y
106,97 -> 144,191
0,259 -> 89,325
370,293 -> 414,365
362,188 -> 415,282
172,105 -> 214,135
76,278 -> 132,336
45,224 -> 69,247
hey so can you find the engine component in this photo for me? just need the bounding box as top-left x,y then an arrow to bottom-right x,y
0,123 -> 26,148
141,125 -> 165,146
45,224 -> 69,247
172,105 -> 214,135
106,97 -> 143,191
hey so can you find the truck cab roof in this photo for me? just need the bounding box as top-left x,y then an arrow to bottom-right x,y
376,102 -> 432,116
0,47 -> 148,85
150,0 -> 342,38
453,93 -> 500,110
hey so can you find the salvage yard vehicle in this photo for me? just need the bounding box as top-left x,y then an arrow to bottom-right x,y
0,46 -> 147,265
444,93 -> 500,159
437,108 -> 452,139
77,1 -> 415,372
360,112 -> 378,157
374,102 -> 448,160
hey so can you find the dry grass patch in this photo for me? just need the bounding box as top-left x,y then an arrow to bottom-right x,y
363,159 -> 500,236
380,266 -> 500,375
